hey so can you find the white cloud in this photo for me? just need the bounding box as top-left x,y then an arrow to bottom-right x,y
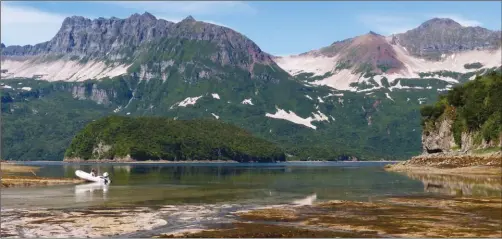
108,1 -> 255,17
1,2 -> 66,46
430,14 -> 482,27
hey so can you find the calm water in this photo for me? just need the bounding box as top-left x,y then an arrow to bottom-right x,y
2,161 -> 500,210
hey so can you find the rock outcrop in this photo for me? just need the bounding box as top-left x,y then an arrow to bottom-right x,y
422,119 -> 502,155
71,85 -> 114,105
422,119 -> 455,154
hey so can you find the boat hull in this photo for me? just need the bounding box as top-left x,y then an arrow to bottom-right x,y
75,170 -> 111,185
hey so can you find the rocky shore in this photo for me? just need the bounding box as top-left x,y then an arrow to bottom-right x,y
385,151 -> 502,176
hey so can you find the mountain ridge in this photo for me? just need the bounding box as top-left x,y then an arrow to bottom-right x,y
1,12 -> 276,82
275,18 -> 501,90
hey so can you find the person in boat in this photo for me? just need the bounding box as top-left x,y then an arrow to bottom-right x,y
90,168 -> 97,177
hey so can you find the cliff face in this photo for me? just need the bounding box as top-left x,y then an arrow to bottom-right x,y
422,119 -> 456,154
422,119 -> 502,155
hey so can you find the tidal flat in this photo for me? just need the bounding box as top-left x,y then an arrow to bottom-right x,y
1,162 -> 84,188
160,196 -> 502,238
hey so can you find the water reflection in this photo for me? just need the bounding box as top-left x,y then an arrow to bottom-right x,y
401,172 -> 502,197
4,162 -> 424,209
75,182 -> 109,203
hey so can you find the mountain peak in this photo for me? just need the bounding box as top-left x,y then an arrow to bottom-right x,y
181,15 -> 196,22
128,12 -> 157,21
419,18 -> 462,29
368,31 -> 380,36
140,12 -> 157,21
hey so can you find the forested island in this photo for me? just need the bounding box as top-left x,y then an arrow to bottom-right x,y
64,116 -> 286,163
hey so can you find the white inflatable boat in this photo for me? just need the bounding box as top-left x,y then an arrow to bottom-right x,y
75,170 -> 111,185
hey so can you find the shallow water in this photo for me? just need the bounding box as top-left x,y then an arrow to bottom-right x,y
2,161 -> 500,210
3,161 -> 501,238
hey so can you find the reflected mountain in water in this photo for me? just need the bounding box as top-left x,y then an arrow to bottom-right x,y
402,172 -> 502,197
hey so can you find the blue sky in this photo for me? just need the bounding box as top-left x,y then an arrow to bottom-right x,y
1,1 -> 501,56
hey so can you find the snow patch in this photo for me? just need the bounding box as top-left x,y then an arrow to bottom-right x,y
274,54 -> 336,77
317,97 -> 324,103
276,46 -> 501,90
323,93 -> 344,98
389,80 -> 426,91
385,93 -> 394,101
305,95 -> 313,100
171,96 -> 203,109
211,93 -> 220,99
310,69 -> 362,90
211,113 -> 219,119
1,57 -> 131,82
265,108 -> 330,130
241,98 -> 254,105
20,87 -> 32,91
1,85 -> 12,89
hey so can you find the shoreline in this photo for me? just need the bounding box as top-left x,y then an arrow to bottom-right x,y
1,162 -> 85,188
10,160 -> 401,164
385,152 -> 502,176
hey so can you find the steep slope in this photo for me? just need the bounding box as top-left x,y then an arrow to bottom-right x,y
275,18 -> 502,91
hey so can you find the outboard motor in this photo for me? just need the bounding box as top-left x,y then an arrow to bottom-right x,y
102,172 -> 111,185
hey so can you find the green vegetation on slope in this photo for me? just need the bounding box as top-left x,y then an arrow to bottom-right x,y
420,71 -> 502,147
64,116 -> 286,162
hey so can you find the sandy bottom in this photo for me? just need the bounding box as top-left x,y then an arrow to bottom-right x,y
0,207 -> 167,238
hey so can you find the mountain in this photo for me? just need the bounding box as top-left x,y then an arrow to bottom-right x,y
1,13 -> 276,81
1,14 -> 501,162
275,18 -> 501,90
393,18 -> 502,60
